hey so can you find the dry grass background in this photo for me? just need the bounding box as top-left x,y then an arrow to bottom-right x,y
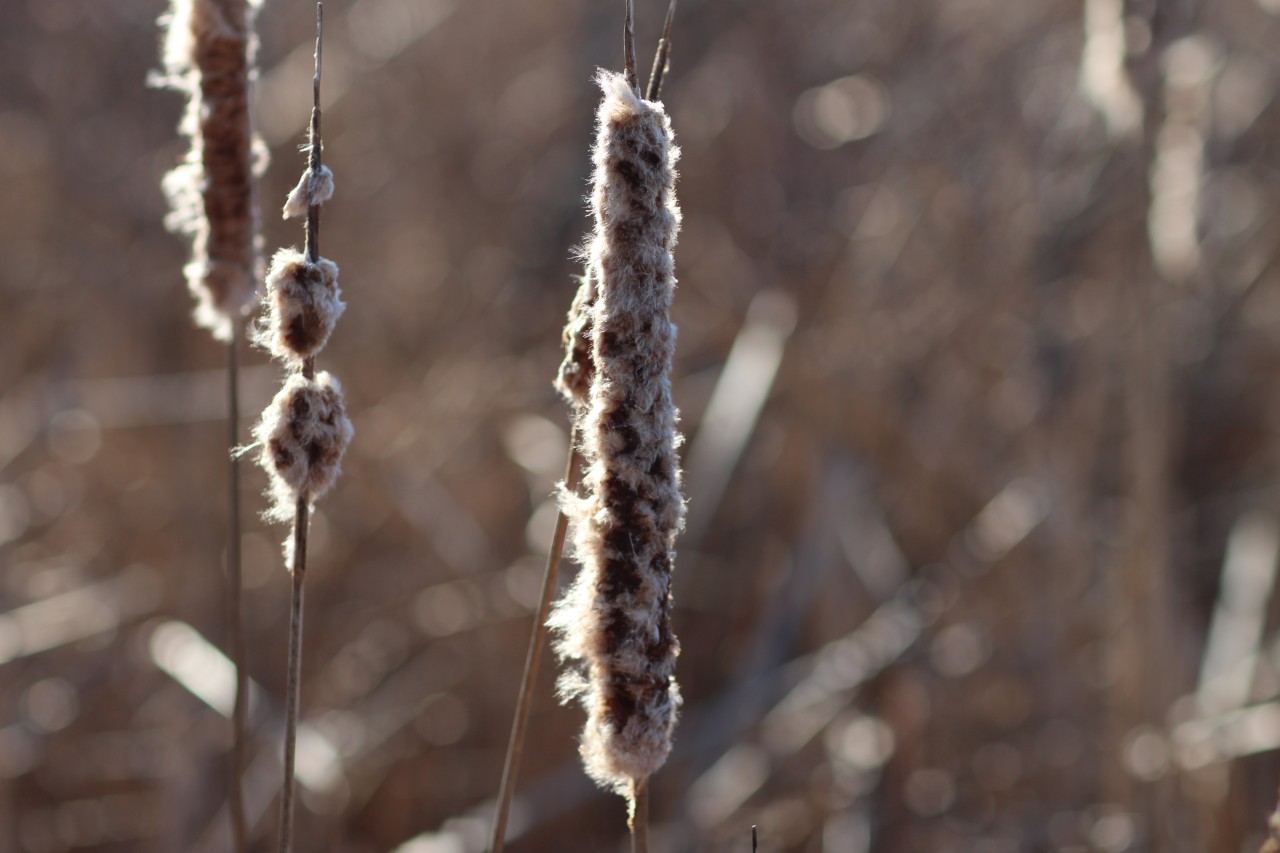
6,0 -> 1280,850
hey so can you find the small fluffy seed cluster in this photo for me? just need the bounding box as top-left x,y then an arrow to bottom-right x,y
256,249 -> 344,364
550,71 -> 685,795
554,266 -> 596,410
253,372 -> 353,522
282,165 -> 335,220
159,0 -> 265,341
253,160 -> 352,526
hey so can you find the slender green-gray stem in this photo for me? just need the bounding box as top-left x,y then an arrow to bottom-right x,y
228,321 -> 248,853
277,6 -> 323,853
489,436 -> 583,853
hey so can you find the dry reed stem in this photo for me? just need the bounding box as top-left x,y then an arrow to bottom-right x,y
227,324 -> 248,853
623,0 -> 638,93
489,438 -> 583,853
645,0 -> 678,102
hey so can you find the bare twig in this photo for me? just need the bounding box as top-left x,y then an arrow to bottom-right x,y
623,0 -> 638,94
489,437 -> 583,853
645,0 -> 678,101
277,6 -> 324,853
228,322 -> 248,853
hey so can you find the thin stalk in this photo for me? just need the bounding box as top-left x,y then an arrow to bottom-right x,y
645,0 -> 678,101
228,321 -> 248,853
489,435 -> 583,853
277,6 -> 323,853
623,0 -> 638,94
277,503 -> 308,853
630,777 -> 649,853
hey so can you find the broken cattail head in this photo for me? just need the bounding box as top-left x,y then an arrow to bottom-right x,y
256,248 -> 345,364
550,70 -> 685,795
159,0 -> 264,342
282,163 -> 334,219
554,267 -> 596,411
254,371 -> 353,524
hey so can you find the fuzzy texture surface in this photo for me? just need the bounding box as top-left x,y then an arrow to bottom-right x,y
282,164 -> 335,220
554,266 -> 596,410
549,70 -> 685,794
254,371 -> 353,522
256,248 -> 345,364
160,0 -> 264,341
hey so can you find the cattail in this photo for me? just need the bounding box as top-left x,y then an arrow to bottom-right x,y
550,69 -> 685,796
256,249 -> 345,365
157,3 -> 262,849
253,8 -> 347,851
253,371 -> 352,525
159,0 -> 264,341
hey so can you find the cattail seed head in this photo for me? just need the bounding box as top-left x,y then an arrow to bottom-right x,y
282,164 -> 335,220
256,248 -> 345,364
550,70 -> 685,794
554,267 -> 596,410
254,371 -> 353,523
159,0 -> 264,341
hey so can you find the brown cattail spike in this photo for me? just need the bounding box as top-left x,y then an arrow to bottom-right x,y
550,70 -> 685,795
160,0 -> 264,341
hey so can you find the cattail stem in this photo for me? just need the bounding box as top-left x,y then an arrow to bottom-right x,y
304,2 -> 323,265
490,436 -> 583,853
227,322 -> 248,853
277,7 -> 323,853
629,777 -> 650,853
623,0 -> 638,93
277,509 -> 307,853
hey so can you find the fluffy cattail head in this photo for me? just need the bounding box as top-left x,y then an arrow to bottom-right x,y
550,70 -> 685,794
554,267 -> 596,410
256,248 -> 345,365
159,0 -> 264,341
254,371 -> 353,524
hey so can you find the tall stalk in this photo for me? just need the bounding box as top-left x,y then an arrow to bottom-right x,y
488,6 -> 681,851
279,11 -> 324,851
156,2 -> 263,848
228,322 -> 248,853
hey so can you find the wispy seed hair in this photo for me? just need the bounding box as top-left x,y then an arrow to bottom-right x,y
159,0 -> 265,341
550,70 -> 685,794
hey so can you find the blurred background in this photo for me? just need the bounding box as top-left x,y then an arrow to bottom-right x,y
3,0 -> 1280,849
